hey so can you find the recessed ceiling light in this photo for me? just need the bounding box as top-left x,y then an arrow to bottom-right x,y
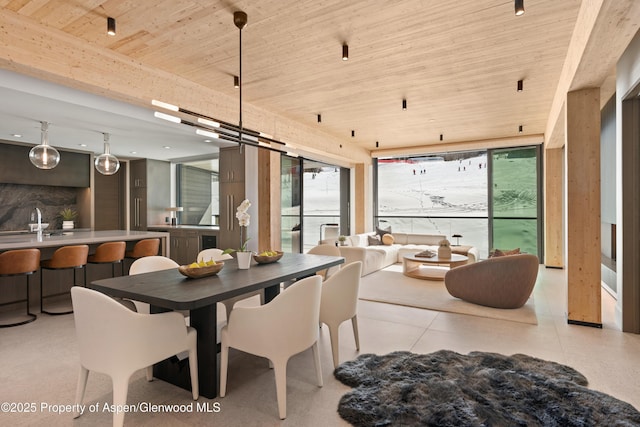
163,146 -> 171,149
78,143 -> 87,147
130,151 -> 137,154
11,133 -> 22,138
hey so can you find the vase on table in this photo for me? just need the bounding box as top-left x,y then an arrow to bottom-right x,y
236,251 -> 252,270
437,239 -> 452,259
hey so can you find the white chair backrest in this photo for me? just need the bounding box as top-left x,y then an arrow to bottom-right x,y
130,256 -> 179,275
307,244 -> 341,279
320,261 -> 362,321
227,275 -> 322,356
71,287 -> 186,375
197,248 -> 233,263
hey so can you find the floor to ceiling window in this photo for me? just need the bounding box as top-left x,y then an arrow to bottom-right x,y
281,156 -> 301,253
489,146 -> 541,257
281,156 -> 350,253
376,151 -> 489,257
375,146 -> 542,259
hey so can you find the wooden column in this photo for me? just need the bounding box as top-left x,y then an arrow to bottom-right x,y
566,88 -> 601,327
354,163 -> 366,234
257,149 -> 281,251
544,147 -> 564,268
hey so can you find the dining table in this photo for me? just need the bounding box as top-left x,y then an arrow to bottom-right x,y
89,252 -> 344,399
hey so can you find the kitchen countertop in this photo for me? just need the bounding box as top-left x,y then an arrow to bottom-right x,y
147,225 -> 219,231
0,229 -> 170,251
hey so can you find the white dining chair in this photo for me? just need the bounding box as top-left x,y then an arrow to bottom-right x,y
129,256 -> 180,314
71,287 -> 198,427
319,261 -> 362,368
197,248 -> 233,263
220,275 -> 323,419
196,249 -> 264,319
307,244 -> 341,280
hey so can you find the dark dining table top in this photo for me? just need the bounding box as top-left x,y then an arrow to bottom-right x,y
89,252 -> 344,311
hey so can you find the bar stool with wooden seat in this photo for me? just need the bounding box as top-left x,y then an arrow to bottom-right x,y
0,249 -> 40,327
40,245 -> 89,315
87,241 -> 126,278
124,239 -> 160,274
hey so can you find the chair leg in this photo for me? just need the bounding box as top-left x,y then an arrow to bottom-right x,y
311,341 -> 323,387
188,340 -> 199,400
219,341 -> 229,397
145,366 -> 153,381
0,275 -> 37,327
272,358 -> 289,420
351,315 -> 360,351
40,267 -> 74,315
112,376 -> 130,427
328,323 -> 340,368
74,366 -> 89,418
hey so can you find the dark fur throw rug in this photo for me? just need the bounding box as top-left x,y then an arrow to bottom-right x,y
334,350 -> 640,426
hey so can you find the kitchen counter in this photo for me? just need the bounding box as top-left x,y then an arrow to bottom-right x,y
147,224 -> 219,231
0,229 -> 170,254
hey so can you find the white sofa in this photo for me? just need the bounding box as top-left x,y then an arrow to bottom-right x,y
332,232 -> 478,276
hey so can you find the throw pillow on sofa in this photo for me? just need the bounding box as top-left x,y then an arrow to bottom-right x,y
375,225 -> 392,239
381,234 -> 394,245
368,235 -> 383,246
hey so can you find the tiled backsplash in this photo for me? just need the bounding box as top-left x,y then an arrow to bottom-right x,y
0,183 -> 80,231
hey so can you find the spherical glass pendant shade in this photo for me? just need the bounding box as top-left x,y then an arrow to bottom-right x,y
29,144 -> 60,169
29,121 -> 60,169
95,141 -> 120,175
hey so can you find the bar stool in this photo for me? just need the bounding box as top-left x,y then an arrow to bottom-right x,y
87,241 -> 126,278
125,238 -> 160,274
0,249 -> 40,327
40,245 -> 89,315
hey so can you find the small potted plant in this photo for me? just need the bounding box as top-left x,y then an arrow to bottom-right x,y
59,207 -> 78,230
338,235 -> 347,246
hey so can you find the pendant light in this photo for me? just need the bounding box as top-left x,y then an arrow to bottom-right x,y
515,0 -> 525,16
29,121 -> 60,170
95,133 -> 120,175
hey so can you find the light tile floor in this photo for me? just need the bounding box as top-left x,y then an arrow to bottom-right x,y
1,266 -> 639,426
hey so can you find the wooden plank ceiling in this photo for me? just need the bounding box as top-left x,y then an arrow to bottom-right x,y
0,0 -> 581,154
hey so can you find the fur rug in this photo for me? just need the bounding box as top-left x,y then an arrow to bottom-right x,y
334,350 -> 640,426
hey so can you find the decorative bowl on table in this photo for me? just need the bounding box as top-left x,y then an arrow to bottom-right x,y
178,261 -> 224,278
253,251 -> 284,264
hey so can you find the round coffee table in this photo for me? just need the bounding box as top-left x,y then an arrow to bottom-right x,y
402,253 -> 469,280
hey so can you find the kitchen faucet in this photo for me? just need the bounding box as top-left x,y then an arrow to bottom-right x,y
33,207 -> 42,232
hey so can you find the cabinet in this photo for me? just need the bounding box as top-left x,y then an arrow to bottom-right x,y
169,229 -> 200,265
130,159 -> 170,230
218,147 -> 246,249
219,146 -> 245,183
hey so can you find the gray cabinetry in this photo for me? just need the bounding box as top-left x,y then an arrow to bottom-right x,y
219,146 -> 245,183
218,147 -> 245,250
130,159 -> 170,230
169,229 -> 200,265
